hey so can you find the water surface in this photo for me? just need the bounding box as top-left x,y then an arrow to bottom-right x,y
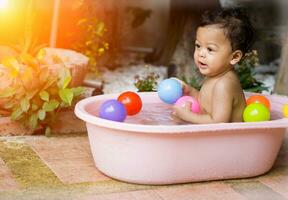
125,103 -> 189,125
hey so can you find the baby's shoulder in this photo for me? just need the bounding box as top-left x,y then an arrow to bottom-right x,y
214,73 -> 240,92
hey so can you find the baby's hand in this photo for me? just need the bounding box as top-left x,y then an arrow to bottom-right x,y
172,101 -> 192,120
169,77 -> 191,96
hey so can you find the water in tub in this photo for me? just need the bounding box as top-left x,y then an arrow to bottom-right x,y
124,103 -> 189,125
90,101 -> 189,125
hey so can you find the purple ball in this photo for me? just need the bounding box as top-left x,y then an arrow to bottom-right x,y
99,99 -> 127,122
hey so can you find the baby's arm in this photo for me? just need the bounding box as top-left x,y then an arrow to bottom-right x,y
173,80 -> 233,124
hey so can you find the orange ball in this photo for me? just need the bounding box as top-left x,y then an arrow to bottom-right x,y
246,95 -> 271,110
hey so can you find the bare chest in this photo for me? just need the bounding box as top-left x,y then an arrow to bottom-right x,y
198,81 -> 217,114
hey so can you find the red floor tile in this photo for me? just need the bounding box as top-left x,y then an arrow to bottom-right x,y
27,136 -> 109,184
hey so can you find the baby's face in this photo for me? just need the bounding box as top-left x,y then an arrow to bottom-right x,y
194,25 -> 235,77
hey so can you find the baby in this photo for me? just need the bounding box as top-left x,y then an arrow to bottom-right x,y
173,8 -> 255,124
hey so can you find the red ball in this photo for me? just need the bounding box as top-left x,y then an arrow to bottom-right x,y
117,91 -> 142,115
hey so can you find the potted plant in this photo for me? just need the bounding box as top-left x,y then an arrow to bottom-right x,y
0,0 -> 93,135
0,49 -> 85,136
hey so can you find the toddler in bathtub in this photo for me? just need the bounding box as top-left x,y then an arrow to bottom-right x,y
173,8 -> 255,124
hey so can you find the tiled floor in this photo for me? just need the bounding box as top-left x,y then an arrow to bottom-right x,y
0,158 -> 20,191
27,136 -> 108,184
0,130 -> 287,200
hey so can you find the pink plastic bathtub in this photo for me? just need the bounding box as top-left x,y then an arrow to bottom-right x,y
75,92 -> 288,185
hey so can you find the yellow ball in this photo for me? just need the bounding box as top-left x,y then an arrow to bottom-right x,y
284,104 -> 288,118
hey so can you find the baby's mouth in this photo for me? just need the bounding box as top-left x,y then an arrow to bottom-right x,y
198,61 -> 208,69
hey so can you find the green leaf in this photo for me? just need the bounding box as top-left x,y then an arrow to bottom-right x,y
244,86 -> 268,93
42,77 -> 57,90
29,113 -> 38,129
38,109 -> 46,120
62,76 -> 72,89
59,101 -> 69,108
11,108 -> 24,121
95,22 -> 105,36
42,99 -> 59,112
26,90 -> 37,100
39,90 -> 49,102
77,18 -> 87,26
20,97 -> 30,112
72,87 -> 84,96
31,103 -> 38,111
0,88 -> 16,98
58,67 -> 71,89
59,88 -> 73,106
45,126 -> 51,137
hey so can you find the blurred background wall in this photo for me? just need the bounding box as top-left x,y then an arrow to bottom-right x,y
0,0 -> 287,94
0,0 -> 286,64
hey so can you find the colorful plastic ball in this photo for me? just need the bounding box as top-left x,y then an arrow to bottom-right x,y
99,99 -> 127,122
175,96 -> 201,113
283,104 -> 288,118
243,103 -> 270,122
157,78 -> 183,104
117,91 -> 142,115
246,95 -> 271,110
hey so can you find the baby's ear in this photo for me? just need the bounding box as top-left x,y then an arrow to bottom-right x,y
230,50 -> 243,65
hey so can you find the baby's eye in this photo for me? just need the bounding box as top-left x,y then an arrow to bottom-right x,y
207,47 -> 214,52
195,44 -> 200,49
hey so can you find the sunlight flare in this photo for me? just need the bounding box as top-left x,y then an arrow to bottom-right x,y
0,0 -> 8,10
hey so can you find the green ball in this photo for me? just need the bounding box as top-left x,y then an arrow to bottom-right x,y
243,103 -> 270,122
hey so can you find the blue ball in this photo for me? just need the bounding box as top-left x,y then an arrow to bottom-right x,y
99,99 -> 127,122
157,78 -> 183,104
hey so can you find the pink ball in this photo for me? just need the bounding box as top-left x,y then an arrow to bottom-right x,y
175,96 -> 201,113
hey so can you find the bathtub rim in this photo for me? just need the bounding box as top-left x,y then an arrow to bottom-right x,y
75,92 -> 288,134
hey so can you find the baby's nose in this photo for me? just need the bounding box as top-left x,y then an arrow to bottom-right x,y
199,49 -> 206,57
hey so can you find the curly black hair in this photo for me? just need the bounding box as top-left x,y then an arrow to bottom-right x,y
199,8 -> 255,55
